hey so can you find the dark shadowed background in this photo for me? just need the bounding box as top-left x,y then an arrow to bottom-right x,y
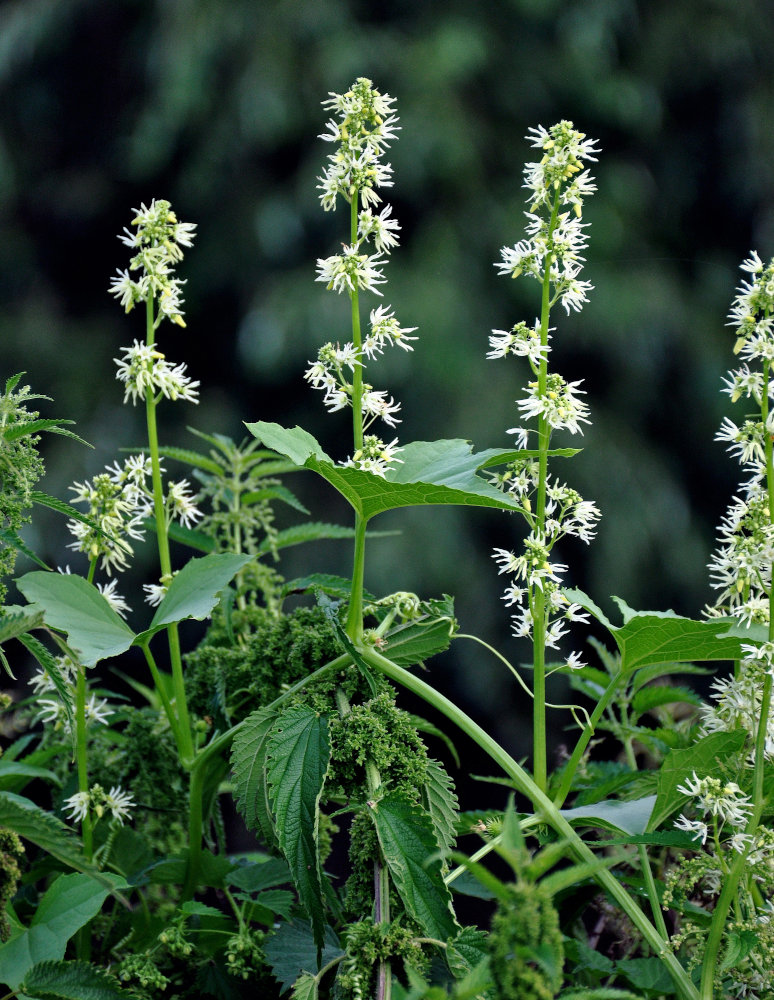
2,0 -> 773,771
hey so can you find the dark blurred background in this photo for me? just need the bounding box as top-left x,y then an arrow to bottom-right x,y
2,0 -> 773,766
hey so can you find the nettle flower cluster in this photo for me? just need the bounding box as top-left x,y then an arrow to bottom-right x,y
489,122 -> 600,668
305,78 -> 416,476
704,253 -> 774,753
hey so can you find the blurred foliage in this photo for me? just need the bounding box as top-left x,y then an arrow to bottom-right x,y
1,0 -> 773,756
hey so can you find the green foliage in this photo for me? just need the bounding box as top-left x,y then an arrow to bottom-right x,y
0,827 -> 23,942
187,604 -> 343,723
265,705 -> 331,950
0,872 -> 124,990
246,423 -> 533,521
17,553 -> 251,667
337,919 -> 427,999
369,792 -> 458,942
263,918 -> 343,993
0,376 -> 60,603
329,692 -> 431,797
487,881 -> 564,1000
231,707 -> 281,847
19,959 -> 127,1000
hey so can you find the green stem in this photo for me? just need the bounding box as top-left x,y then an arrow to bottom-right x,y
346,193 -> 367,640
139,642 -> 183,755
74,664 -> 92,861
358,644 -> 699,1000
183,760 -> 205,900
74,662 -> 92,962
532,192 -> 561,793
144,293 -> 195,766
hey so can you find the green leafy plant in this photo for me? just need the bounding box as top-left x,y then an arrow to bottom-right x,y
1,77 -> 774,1000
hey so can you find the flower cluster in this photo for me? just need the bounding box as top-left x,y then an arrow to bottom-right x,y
674,771 -> 753,848
31,649 -> 114,736
66,454 -> 201,578
707,253 -> 774,626
63,782 -> 135,826
307,78 -> 416,477
702,254 -> 774,755
488,122 -> 600,669
493,121 -> 598,316
114,341 -> 199,406
108,199 -> 196,328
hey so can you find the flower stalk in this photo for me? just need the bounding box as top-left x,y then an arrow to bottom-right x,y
489,122 -> 600,790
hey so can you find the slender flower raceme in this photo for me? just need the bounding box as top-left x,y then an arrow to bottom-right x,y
307,78 -> 416,477
686,253 -> 774,999
488,121 -> 600,790
108,199 -> 200,768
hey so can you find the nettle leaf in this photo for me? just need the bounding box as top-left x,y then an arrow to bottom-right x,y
648,730 -> 747,832
227,857 -> 291,894
17,631 -> 75,735
630,685 -> 703,720
0,872 -> 124,990
264,918 -> 343,993
369,792 -> 457,942
259,523 -> 359,557
231,708 -> 280,848
135,552 -> 252,644
266,705 -> 331,950
615,956 -> 675,993
16,572 -> 135,668
0,605 -> 44,646
445,926 -> 490,978
383,615 -> 456,668
422,758 -> 459,857
20,959 -> 126,999
291,973 -> 318,1000
246,422 -> 536,521
566,589 -> 751,673
560,795 -> 656,836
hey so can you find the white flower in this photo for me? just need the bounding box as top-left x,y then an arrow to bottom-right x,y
143,579 -> 170,607
114,341 -> 200,406
358,204 -> 401,253
84,694 -> 113,727
565,651 -> 586,670
97,579 -> 132,618
166,479 -> 202,529
315,246 -> 387,296
111,199 -> 195,326
361,387 -> 401,428
673,813 -> 709,845
345,435 -> 403,478
104,785 -> 135,825
63,791 -> 90,823
517,375 -> 591,435
364,305 -> 417,357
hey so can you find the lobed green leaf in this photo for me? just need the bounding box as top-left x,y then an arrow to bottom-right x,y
246,422 -> 536,521
16,572 -> 134,668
